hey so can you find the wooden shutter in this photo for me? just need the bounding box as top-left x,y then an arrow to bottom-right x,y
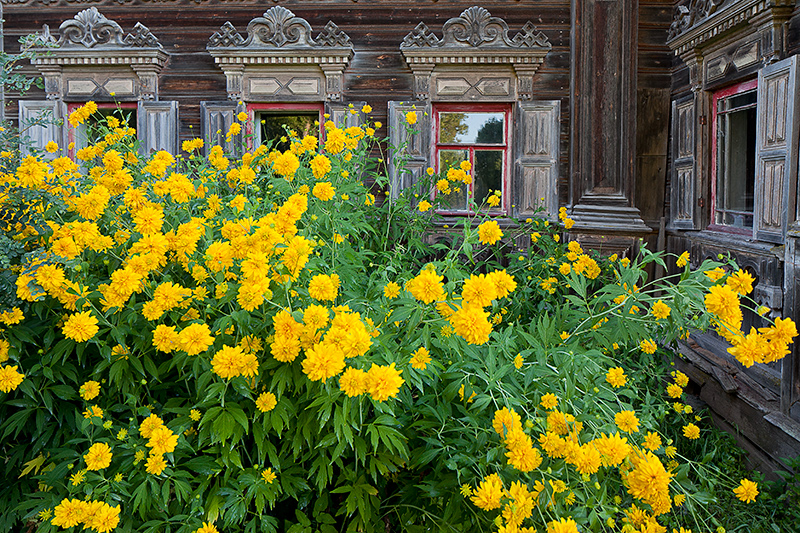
670,96 -> 696,229
201,101 -> 242,156
18,101 -> 63,158
387,101 -> 431,200
325,101 -> 366,129
754,55 -> 800,243
513,101 -> 560,219
138,101 -> 179,155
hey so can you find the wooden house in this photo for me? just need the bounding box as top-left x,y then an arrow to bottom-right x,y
3,0 -> 800,473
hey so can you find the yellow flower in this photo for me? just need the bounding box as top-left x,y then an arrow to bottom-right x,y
410,347 -> 431,370
405,268 -> 445,304
478,220 -> 503,245
145,452 -> 167,475
666,384 -> 683,398
313,182 -> 336,201
651,300 -> 671,320
194,522 -> 219,533
642,432 -> 662,451
470,473 -> 503,510
147,427 -> 179,455
540,393 -> 558,410
84,442 -> 112,470
405,111 -> 417,125
62,311 -> 100,343
79,380 -> 101,401
640,338 -> 657,354
309,273 -> 340,302
365,362 -> 404,401
546,517 -> 579,533
676,251 -> 689,267
726,269 -> 754,296
0,365 -> 25,393
682,423 -> 700,440
705,267 -> 726,281
733,478 -> 758,503
339,367 -> 367,397
45,141 -> 59,153
615,410 -> 640,433
255,392 -> 277,412
513,353 -> 523,369
261,467 -> 277,484
237,111 -> 248,122
605,367 -> 627,388
418,200 -> 432,212
383,281 -> 400,299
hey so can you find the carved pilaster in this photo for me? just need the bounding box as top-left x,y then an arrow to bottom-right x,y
131,64 -> 160,100
320,64 -> 346,102
219,65 -> 245,101
513,64 -> 537,101
569,0 -> 649,246
38,65 -> 62,100
409,65 -> 434,101
680,50 -> 704,93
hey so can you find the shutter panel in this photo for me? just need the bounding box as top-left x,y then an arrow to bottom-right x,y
325,101 -> 366,129
138,101 -> 179,155
19,101 -> 63,158
514,101 -> 560,219
387,101 -> 431,200
670,96 -> 696,229
201,101 -> 242,156
754,54 -> 800,243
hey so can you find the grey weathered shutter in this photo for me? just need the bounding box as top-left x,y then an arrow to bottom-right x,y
137,101 -> 179,155
18,100 -> 63,158
325,101 -> 366,129
201,101 -> 241,156
514,101 -> 560,219
754,54 -> 800,243
387,101 -> 431,200
670,96 -> 696,229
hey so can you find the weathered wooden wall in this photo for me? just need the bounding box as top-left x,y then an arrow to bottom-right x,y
3,0 -> 676,217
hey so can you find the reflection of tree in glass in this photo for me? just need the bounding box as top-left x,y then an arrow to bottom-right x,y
439,113 -> 469,143
475,117 -> 503,144
261,114 -> 319,151
474,118 -> 504,206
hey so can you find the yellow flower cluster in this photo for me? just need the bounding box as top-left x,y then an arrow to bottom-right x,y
68,101 -> 98,127
52,498 -> 120,532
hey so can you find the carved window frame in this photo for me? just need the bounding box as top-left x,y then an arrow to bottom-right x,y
391,7 -> 558,221
22,8 -> 178,157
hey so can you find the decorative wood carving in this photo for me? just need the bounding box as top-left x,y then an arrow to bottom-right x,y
207,7 -> 353,101
667,0 -> 793,61
400,7 -> 551,101
31,8 -> 168,100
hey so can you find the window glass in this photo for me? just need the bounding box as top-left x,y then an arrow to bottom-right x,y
715,88 -> 757,228
258,112 -> 319,152
439,112 -> 504,144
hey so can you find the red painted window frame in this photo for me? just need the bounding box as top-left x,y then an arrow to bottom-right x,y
66,102 -> 138,160
246,102 -> 324,151
709,78 -> 758,234
432,103 -> 511,216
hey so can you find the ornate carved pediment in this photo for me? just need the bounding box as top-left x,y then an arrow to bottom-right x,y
207,7 -> 354,102
208,7 -> 353,52
667,0 -> 793,59
31,8 -> 169,100
400,7 -> 551,101
50,8 -> 163,49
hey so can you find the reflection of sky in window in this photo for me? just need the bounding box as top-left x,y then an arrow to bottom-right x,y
441,112 -> 504,143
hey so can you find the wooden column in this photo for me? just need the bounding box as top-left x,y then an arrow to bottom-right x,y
569,0 -> 650,253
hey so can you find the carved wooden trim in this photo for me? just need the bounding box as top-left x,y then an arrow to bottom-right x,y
667,0 -> 793,59
400,7 -> 551,101
31,8 -> 168,100
207,7 -> 353,102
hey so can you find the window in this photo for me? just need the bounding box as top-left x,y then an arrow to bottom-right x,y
711,79 -> 758,230
67,102 -> 138,159
247,103 -> 322,152
434,105 -> 510,214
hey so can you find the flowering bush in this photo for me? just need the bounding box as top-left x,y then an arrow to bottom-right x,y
0,103 -> 794,533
